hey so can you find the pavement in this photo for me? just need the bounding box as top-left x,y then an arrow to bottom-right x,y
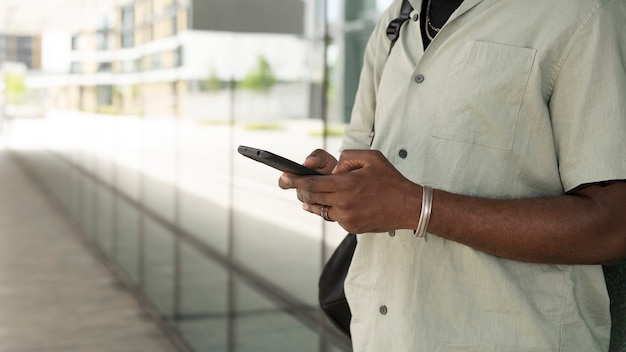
0,145 -> 182,352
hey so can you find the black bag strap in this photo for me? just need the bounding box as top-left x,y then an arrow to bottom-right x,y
369,0 -> 414,146
385,0 -> 414,54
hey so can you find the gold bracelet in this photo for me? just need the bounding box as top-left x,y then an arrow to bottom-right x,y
414,186 -> 433,238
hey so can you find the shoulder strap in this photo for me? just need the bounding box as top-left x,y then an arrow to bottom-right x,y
369,0 -> 414,146
385,0 -> 414,54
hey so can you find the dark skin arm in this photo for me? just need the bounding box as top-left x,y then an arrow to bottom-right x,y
279,149 -> 626,265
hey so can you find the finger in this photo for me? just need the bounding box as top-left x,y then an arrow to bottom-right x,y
304,149 -> 338,174
297,189 -> 333,207
279,172 -> 316,190
280,149 -> 336,189
289,174 -> 339,194
333,150 -> 376,174
303,149 -> 325,168
279,172 -> 297,189
304,203 -> 335,222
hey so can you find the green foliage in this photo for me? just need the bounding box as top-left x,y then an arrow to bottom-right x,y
200,70 -> 222,92
242,122 -> 284,131
97,105 -> 118,115
196,119 -> 230,125
309,124 -> 346,137
239,55 -> 277,92
4,73 -> 27,104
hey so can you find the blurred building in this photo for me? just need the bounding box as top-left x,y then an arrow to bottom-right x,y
63,0 -> 315,119
0,34 -> 41,70
0,35 -> 44,119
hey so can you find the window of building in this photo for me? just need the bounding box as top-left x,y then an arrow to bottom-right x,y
171,16 -> 177,36
121,5 -> 134,29
121,31 -> 134,48
97,32 -> 109,50
97,62 -> 112,72
96,85 -> 113,106
151,53 -> 160,70
176,46 -> 182,67
71,35 -> 81,50
70,62 -> 82,73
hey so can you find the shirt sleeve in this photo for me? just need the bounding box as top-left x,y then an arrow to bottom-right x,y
549,0 -> 626,192
340,1 -> 403,151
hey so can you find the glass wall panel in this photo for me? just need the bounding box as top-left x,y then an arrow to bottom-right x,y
143,217 -> 175,317
142,117 -> 177,222
178,117 -> 231,255
114,116 -> 143,201
177,242 -> 229,351
2,0 -> 388,351
93,116 -> 116,185
95,185 -> 115,254
232,277 -> 319,352
79,176 -> 98,238
114,200 -> 141,282
68,167 -> 83,223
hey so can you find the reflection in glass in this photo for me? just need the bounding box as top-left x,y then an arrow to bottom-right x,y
94,185 -> 114,255
232,277 -> 319,352
115,200 -> 141,283
1,0 -> 387,350
178,242 -> 229,351
143,217 -> 175,317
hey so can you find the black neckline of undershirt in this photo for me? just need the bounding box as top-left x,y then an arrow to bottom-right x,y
420,0 -> 464,49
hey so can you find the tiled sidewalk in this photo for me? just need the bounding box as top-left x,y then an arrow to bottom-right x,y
0,147 -> 181,352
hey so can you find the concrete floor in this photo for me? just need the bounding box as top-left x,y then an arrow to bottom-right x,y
0,147 -> 181,352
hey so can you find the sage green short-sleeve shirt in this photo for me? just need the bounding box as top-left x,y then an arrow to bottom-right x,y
341,0 -> 626,350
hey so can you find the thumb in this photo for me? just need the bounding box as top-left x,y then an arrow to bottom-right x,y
303,153 -> 323,169
333,150 -> 371,174
303,149 -> 337,174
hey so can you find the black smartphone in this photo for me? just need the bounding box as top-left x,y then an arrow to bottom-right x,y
237,145 -> 321,175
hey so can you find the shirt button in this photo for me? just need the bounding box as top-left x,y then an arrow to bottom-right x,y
414,74 -> 425,84
412,13 -> 419,22
379,305 -> 388,315
399,149 -> 408,158
388,230 -> 396,237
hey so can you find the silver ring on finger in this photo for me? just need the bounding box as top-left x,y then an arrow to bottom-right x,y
321,205 -> 332,222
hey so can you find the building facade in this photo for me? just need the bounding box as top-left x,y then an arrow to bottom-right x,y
65,0 -> 313,119
0,34 -> 41,70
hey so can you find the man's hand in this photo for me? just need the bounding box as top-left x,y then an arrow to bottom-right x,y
279,149 -> 626,264
280,149 -> 422,234
277,149 -> 338,181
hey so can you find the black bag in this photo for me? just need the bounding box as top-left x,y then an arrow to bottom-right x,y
317,1 -> 414,337
318,233 -> 357,337
603,261 -> 626,352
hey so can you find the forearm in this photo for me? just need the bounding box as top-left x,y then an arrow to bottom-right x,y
282,149 -> 626,265
426,183 -> 626,265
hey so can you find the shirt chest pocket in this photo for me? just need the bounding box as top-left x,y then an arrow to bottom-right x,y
431,41 -> 537,150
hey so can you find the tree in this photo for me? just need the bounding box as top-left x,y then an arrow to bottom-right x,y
200,69 -> 222,92
239,55 -> 277,92
4,73 -> 27,105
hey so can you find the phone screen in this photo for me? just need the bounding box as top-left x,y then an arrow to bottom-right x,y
238,145 -> 321,175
